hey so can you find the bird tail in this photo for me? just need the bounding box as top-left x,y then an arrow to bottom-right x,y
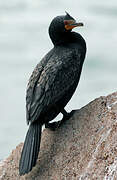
19,122 -> 42,175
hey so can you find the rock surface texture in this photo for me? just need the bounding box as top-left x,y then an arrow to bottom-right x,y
0,92 -> 117,180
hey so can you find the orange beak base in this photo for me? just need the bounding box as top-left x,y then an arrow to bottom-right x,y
64,20 -> 84,30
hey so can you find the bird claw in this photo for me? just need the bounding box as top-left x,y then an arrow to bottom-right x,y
45,121 -> 62,131
45,110 -> 75,131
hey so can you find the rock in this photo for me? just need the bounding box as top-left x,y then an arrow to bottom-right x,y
0,92 -> 117,180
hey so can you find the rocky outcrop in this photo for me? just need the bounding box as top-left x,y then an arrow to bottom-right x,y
0,92 -> 117,180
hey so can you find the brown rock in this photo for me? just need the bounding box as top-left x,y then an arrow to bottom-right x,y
0,92 -> 117,180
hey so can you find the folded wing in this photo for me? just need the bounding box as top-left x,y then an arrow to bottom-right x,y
26,49 -> 82,124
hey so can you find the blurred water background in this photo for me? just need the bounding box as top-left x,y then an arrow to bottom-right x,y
0,0 -> 117,159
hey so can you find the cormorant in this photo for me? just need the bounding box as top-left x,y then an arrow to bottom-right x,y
19,12 -> 86,175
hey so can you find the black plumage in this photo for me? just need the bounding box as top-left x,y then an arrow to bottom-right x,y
19,12 -> 86,175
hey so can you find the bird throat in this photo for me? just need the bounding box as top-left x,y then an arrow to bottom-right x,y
50,31 -> 72,46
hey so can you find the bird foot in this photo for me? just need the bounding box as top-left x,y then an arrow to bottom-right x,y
62,110 -> 76,121
45,110 -> 75,131
45,121 -> 62,131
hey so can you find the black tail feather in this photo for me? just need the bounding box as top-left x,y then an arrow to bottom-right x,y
19,122 -> 42,175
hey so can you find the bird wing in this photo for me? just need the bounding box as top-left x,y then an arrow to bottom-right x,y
26,49 -> 82,124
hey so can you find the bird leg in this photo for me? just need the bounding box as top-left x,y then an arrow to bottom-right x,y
45,109 -> 75,131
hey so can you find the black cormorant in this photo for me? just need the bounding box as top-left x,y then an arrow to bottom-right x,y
19,12 -> 86,175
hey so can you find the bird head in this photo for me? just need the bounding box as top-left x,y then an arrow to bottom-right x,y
64,12 -> 83,31
49,12 -> 83,35
49,12 -> 84,45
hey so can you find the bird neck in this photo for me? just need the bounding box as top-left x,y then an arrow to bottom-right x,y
49,30 -> 86,49
49,30 -> 71,46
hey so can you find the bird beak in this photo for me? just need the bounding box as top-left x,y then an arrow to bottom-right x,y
64,20 -> 84,30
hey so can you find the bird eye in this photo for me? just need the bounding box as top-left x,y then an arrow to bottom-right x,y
64,20 -> 69,25
64,20 -> 75,25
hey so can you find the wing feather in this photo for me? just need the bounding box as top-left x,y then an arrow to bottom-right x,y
26,48 -> 83,124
